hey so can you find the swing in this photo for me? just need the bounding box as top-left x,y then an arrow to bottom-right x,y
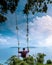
10,6 -> 38,58
15,11 -> 29,58
10,11 -> 38,58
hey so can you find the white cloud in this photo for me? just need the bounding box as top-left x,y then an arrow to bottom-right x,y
0,35 -> 18,48
36,15 -> 52,33
29,15 -> 52,34
38,35 -> 52,47
29,15 -> 52,47
0,38 -> 7,43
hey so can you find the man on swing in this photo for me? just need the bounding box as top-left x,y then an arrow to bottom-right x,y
18,47 -> 29,58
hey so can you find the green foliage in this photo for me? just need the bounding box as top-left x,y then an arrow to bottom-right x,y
0,0 -> 19,23
0,0 -> 19,13
23,55 -> 35,65
46,59 -> 52,64
23,4 -> 29,15
36,53 -> 46,64
0,0 -> 52,23
36,63 -> 44,65
23,0 -> 52,15
18,61 -> 29,65
0,14 -> 7,23
0,53 -> 52,65
6,55 -> 35,65
6,55 -> 21,65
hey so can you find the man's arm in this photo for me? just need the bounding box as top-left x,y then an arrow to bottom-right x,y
27,47 -> 29,52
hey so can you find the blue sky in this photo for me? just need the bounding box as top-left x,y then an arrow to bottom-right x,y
0,0 -> 52,49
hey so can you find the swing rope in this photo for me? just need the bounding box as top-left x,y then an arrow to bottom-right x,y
15,11 -> 20,58
26,3 -> 29,51
26,14 -> 29,49
15,3 -> 29,58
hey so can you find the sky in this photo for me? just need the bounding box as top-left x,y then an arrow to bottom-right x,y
0,0 -> 52,49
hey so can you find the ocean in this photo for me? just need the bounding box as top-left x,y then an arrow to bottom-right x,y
0,47 -> 52,64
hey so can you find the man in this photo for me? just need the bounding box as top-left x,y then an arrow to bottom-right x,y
18,48 -> 29,58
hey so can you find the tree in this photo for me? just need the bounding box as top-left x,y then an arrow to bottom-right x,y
46,59 -> 52,64
6,55 -> 35,65
0,0 -> 52,23
0,0 -> 19,23
36,53 -> 46,64
5,55 -> 21,65
18,61 -> 29,65
24,0 -> 52,15
23,55 -> 35,65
